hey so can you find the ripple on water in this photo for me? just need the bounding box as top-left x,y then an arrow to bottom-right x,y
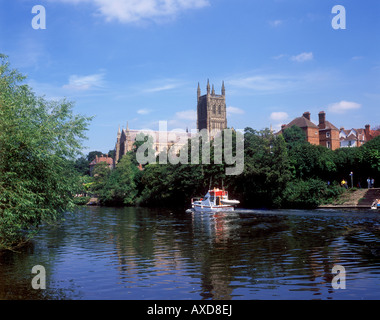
2,207 -> 380,300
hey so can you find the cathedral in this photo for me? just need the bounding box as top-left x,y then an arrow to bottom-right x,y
114,80 -> 228,165
197,80 -> 227,134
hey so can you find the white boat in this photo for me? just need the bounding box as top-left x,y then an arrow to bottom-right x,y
371,199 -> 380,210
191,188 -> 240,212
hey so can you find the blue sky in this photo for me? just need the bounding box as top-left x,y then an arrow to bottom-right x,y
1,0 -> 379,154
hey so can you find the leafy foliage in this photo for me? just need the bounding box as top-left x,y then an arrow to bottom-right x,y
96,153 -> 139,206
90,126 -> 379,210
0,55 -> 91,250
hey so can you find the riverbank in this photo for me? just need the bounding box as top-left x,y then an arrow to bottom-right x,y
319,188 -> 380,209
80,189 -> 380,210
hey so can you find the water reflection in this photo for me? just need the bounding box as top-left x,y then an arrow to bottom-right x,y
0,207 -> 380,300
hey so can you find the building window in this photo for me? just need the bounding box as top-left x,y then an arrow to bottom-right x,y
327,141 -> 331,149
326,132 -> 331,138
218,105 -> 221,114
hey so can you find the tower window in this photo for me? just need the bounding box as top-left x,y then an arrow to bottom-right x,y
213,106 -> 216,114
218,105 -> 221,114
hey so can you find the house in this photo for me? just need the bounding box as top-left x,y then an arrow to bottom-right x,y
280,112 -> 320,146
317,111 -> 340,150
279,111 -> 340,150
339,128 -> 366,148
340,124 -> 380,148
364,124 -> 380,142
89,155 -> 114,176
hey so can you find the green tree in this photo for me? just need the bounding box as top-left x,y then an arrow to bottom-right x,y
282,125 -> 307,149
359,136 -> 380,183
87,151 -> 103,163
91,162 -> 111,193
0,55 -> 92,250
235,127 -> 292,208
98,153 -> 138,206
289,143 -> 336,180
74,156 -> 90,175
282,178 -> 342,209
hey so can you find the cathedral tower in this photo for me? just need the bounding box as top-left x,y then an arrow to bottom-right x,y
197,80 -> 227,134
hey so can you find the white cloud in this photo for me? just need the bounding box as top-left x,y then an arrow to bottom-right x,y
63,73 -> 105,91
144,83 -> 179,93
269,20 -> 283,27
328,101 -> 361,114
269,111 -> 289,122
272,54 -> 287,60
137,108 -> 152,115
175,109 -> 197,120
290,52 -> 313,62
229,74 -> 300,93
53,0 -> 210,24
141,78 -> 185,93
227,106 -> 245,115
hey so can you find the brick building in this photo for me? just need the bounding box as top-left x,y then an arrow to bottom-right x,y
340,124 -> 380,148
89,155 -> 114,176
317,111 -> 340,150
280,112 -> 320,146
279,111 -> 340,150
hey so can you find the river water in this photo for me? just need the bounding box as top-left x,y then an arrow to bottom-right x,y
1,206 -> 380,300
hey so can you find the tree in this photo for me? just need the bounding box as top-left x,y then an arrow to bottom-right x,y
289,143 -> 336,180
359,136 -> 380,181
107,149 -> 116,160
282,125 -> 307,149
87,151 -> 104,163
0,54 -> 92,250
97,153 -> 138,206
74,156 -> 90,175
282,178 -> 342,209
235,127 -> 292,208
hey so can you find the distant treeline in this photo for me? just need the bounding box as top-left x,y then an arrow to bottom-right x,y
86,126 -> 380,209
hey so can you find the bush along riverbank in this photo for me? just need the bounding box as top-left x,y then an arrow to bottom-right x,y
0,55 -> 92,251
82,125 -> 379,210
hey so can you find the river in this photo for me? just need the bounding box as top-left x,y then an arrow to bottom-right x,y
1,206 -> 380,300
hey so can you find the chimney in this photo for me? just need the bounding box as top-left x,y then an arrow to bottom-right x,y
365,124 -> 371,141
319,111 -> 326,128
303,112 -> 311,121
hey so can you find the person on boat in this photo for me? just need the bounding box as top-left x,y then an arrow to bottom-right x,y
371,199 -> 380,209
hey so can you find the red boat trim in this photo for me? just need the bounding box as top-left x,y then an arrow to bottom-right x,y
193,204 -> 234,208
